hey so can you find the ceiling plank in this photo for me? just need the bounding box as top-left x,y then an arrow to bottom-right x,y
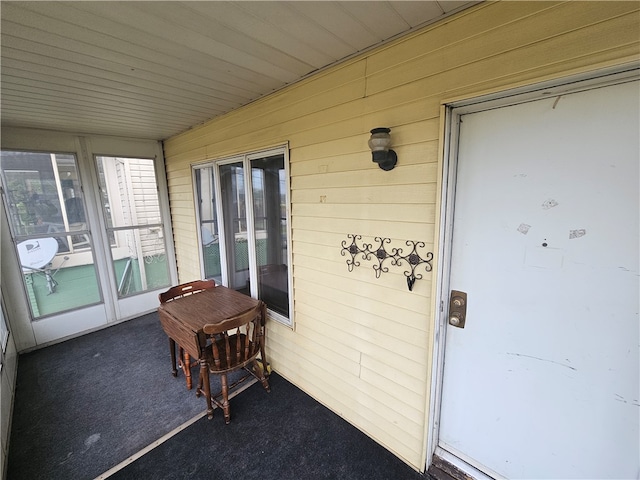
1,1 -> 479,140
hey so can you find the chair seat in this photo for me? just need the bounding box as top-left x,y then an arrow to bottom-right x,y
196,302 -> 270,424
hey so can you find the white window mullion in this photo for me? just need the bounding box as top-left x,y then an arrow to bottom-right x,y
213,163 -> 229,287
243,156 -> 258,298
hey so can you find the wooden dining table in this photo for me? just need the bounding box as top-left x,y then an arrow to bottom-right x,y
157,285 -> 266,391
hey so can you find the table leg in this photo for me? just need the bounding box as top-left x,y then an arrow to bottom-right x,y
183,349 -> 192,390
200,359 -> 214,419
169,338 -> 177,377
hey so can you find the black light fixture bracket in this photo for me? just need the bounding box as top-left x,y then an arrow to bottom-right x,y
341,234 -> 433,291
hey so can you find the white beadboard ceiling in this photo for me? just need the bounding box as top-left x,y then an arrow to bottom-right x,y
1,1 -> 478,141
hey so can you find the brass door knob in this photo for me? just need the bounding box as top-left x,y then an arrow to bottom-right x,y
449,312 -> 463,326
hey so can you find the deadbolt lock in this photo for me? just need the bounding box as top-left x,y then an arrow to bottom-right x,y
448,290 -> 467,328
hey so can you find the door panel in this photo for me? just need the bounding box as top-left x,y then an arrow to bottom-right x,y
0,151 -> 104,322
32,304 -> 106,345
0,132 -> 175,347
96,156 -> 170,298
193,147 -> 292,326
438,80 -> 639,478
219,161 -> 249,292
194,166 -> 223,284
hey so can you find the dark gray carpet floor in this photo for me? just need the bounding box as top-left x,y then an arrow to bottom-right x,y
7,312 -> 426,480
110,373 -> 425,480
7,312 -> 207,480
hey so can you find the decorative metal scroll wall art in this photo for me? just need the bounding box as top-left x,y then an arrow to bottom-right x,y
341,235 -> 433,291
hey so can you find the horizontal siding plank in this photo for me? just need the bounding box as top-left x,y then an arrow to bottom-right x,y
294,271 -> 431,333
293,216 -> 435,243
291,139 -> 440,177
291,183 -> 437,206
359,366 -> 425,430
286,108 -> 367,150
295,314 -> 428,425
289,102 -> 441,162
294,321 -> 361,365
439,17 -> 640,100
290,136 -> 363,163
362,86 -> 443,124
291,326 -> 362,378
293,203 -> 437,224
168,212 -> 196,228
360,354 -> 427,396
292,163 -> 438,190
296,307 -> 429,390
292,229 -> 348,248
193,81 -> 365,154
368,10 -> 640,96
439,3 -> 640,76
293,252 -> 433,299
165,165 -> 194,178
166,182 -> 192,195
367,2 -> 636,91
294,244 -> 435,296
164,148 -> 208,168
295,301 -> 429,369
294,271 -> 432,317
166,189 -> 196,204
366,1 -> 555,74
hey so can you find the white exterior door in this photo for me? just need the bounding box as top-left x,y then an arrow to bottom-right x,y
435,76 -> 639,478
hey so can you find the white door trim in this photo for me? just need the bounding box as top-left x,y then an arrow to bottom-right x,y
426,63 -> 640,476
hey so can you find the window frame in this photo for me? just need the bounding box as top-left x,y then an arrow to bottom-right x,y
192,145 -> 293,327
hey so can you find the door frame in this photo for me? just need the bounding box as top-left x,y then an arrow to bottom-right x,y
0,127 -> 178,349
83,135 -> 178,324
191,144 -> 294,327
426,63 -> 640,477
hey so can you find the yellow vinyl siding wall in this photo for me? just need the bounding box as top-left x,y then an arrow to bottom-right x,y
163,1 -> 639,470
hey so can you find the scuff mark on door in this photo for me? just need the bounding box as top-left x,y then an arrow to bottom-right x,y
506,352 -> 577,371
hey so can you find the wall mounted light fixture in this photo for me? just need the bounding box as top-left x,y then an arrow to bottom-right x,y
368,127 -> 397,171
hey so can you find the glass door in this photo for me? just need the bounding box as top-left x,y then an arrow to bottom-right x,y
193,146 -> 292,326
219,160 -> 250,293
249,154 -> 290,317
95,156 -> 171,299
0,150 -> 105,342
1,132 -> 176,347
195,166 -> 222,284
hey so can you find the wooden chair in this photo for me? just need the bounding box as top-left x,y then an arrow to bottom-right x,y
197,302 -> 270,424
158,279 -> 216,389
